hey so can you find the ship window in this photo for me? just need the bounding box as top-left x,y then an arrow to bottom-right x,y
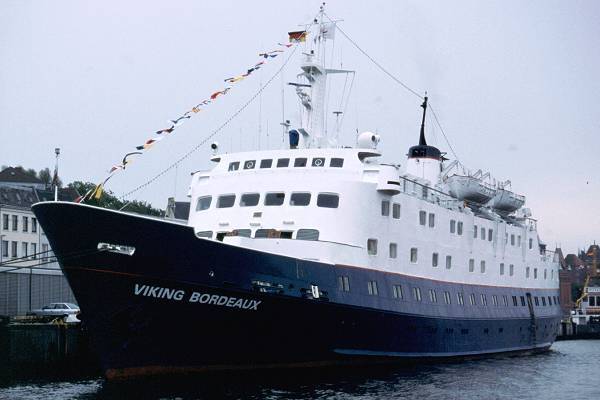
511,234 -> 515,246
474,225 -> 478,238
280,231 -> 293,239
294,157 -> 307,167
317,193 -> 339,208
196,231 -> 213,238
481,227 -> 486,240
517,235 -> 522,247
389,243 -> 397,259
509,264 -> 514,276
481,294 -> 488,306
488,229 -> 493,241
196,195 -> 212,211
450,220 -> 456,233
276,158 -> 290,167
410,248 -> 418,263
265,192 -> 285,206
367,239 -> 378,255
419,211 -> 426,225
413,287 -> 422,302
480,260 -> 486,273
234,229 -> 251,238
589,296 -> 595,306
444,291 -> 451,304
500,263 -> 505,275
392,203 -> 401,219
228,161 -> 240,171
297,229 -> 319,241
505,233 -> 509,244
446,255 -> 452,270
260,159 -> 273,168
432,252 -> 439,267
290,192 -> 311,206
469,293 -> 476,306
428,213 -> 435,228
429,289 -> 437,303
534,297 -> 539,306
217,194 -> 236,208
544,269 -> 547,280
338,276 -> 350,292
254,229 -> 271,238
381,201 -> 390,216
534,268 -> 538,279
529,238 -> 533,249
457,292 -> 464,305
492,295 -> 498,306
548,296 -> 552,306
367,280 -> 379,296
243,160 -> 256,170
469,259 -> 475,273
512,296 -> 518,306
330,158 -> 344,167
542,297 -> 546,306
311,157 -> 325,167
520,296 -> 526,306
457,221 -> 463,235
240,193 -> 260,207
503,295 -> 509,306
393,285 -> 403,299
526,267 -> 530,278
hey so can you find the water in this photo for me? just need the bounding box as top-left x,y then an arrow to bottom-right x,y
1,340 -> 599,400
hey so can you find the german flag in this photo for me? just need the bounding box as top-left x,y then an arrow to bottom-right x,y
288,30 -> 307,43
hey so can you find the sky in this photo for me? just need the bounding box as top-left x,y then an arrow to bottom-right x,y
1,0 -> 599,255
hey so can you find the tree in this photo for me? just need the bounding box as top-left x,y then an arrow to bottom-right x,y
67,181 -> 163,217
38,168 -> 51,185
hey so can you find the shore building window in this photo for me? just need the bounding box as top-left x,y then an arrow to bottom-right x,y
11,241 -> 18,257
2,214 -> 8,230
1,241 -> 8,258
22,216 -> 28,232
12,215 -> 17,231
32,218 -> 37,233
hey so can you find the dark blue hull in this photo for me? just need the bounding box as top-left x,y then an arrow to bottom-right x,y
32,202 -> 561,379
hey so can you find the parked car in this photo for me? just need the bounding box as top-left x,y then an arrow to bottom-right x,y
30,302 -> 80,317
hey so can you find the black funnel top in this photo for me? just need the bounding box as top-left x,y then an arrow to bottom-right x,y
408,96 -> 442,160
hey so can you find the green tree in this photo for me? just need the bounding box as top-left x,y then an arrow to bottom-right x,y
67,181 -> 163,217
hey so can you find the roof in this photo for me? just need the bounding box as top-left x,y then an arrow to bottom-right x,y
35,187 -> 79,202
0,167 -> 43,184
0,186 -> 39,208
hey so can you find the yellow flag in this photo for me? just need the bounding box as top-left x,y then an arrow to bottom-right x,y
93,184 -> 104,200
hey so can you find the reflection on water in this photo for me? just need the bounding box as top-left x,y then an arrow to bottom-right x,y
1,341 -> 599,400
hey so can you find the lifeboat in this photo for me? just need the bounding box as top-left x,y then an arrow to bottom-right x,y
487,188 -> 525,213
445,174 -> 496,204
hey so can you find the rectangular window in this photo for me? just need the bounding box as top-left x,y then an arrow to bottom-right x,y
419,210 -> 426,225
1,240 -> 8,258
544,269 -> 547,280
311,157 -> 325,167
432,252 -> 439,267
509,264 -> 514,276
317,193 -> 339,208
488,229 -> 493,241
32,218 -> 37,233
520,296 -> 526,306
42,243 -> 49,261
529,238 -> 533,249
392,203 -> 401,219
392,285 -> 403,299
534,268 -> 538,279
260,159 -> 273,168
276,158 -> 290,167
228,161 -> 240,171
492,295 -> 498,306
389,243 -> 397,259
367,280 -> 379,296
22,242 -> 28,257
548,296 -> 553,306
12,215 -> 18,231
381,200 -> 390,216
31,243 -> 36,259
428,213 -> 435,228
294,158 -> 307,167
445,255 -> 452,270
457,292 -> 464,305
457,221 -> 463,235
503,295 -> 509,306
474,225 -> 478,238
512,296 -> 518,306
296,229 -> 319,241
481,227 -> 485,240
338,276 -> 350,292
481,294 -> 488,306
410,247 -> 418,263
196,195 -> 212,211
500,263 -> 505,275
480,260 -> 486,273
217,194 -> 236,208
290,192 -> 311,206
511,234 -> 515,246
444,291 -> 451,304
240,193 -> 260,207
11,241 -> 18,257
542,297 -> 546,306
2,214 -> 8,230
450,219 -> 456,233
330,158 -> 344,168
429,289 -> 437,303
367,239 -> 378,255
469,258 -> 475,272
534,297 -> 539,306
265,192 -> 285,206
469,293 -> 476,306
526,267 -> 530,278
517,235 -> 522,247
22,216 -> 28,232
196,231 -> 213,238
243,160 -> 256,169
413,287 -> 422,301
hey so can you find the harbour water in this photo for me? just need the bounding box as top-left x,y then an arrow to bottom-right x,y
1,340 -> 598,399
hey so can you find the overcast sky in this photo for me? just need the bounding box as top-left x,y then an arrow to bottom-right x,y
1,0 -> 598,254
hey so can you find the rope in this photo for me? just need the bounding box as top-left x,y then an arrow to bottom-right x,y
120,45 -> 300,200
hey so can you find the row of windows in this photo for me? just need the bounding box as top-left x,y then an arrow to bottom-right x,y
197,228 -> 320,241
338,276 -> 560,308
1,240 -> 48,260
228,157 -> 344,172
381,201 -> 401,219
197,192 -> 339,211
1,214 -> 38,233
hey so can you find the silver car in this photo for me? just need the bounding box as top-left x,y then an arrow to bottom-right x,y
31,302 -> 80,317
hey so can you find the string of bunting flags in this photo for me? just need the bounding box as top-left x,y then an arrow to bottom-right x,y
82,29 -> 309,202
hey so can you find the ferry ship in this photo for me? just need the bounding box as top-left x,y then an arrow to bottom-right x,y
32,7 -> 562,379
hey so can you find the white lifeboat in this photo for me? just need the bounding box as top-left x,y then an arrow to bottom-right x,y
445,175 -> 496,204
487,188 -> 525,213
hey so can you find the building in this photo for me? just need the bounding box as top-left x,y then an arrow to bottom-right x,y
0,167 -> 78,316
